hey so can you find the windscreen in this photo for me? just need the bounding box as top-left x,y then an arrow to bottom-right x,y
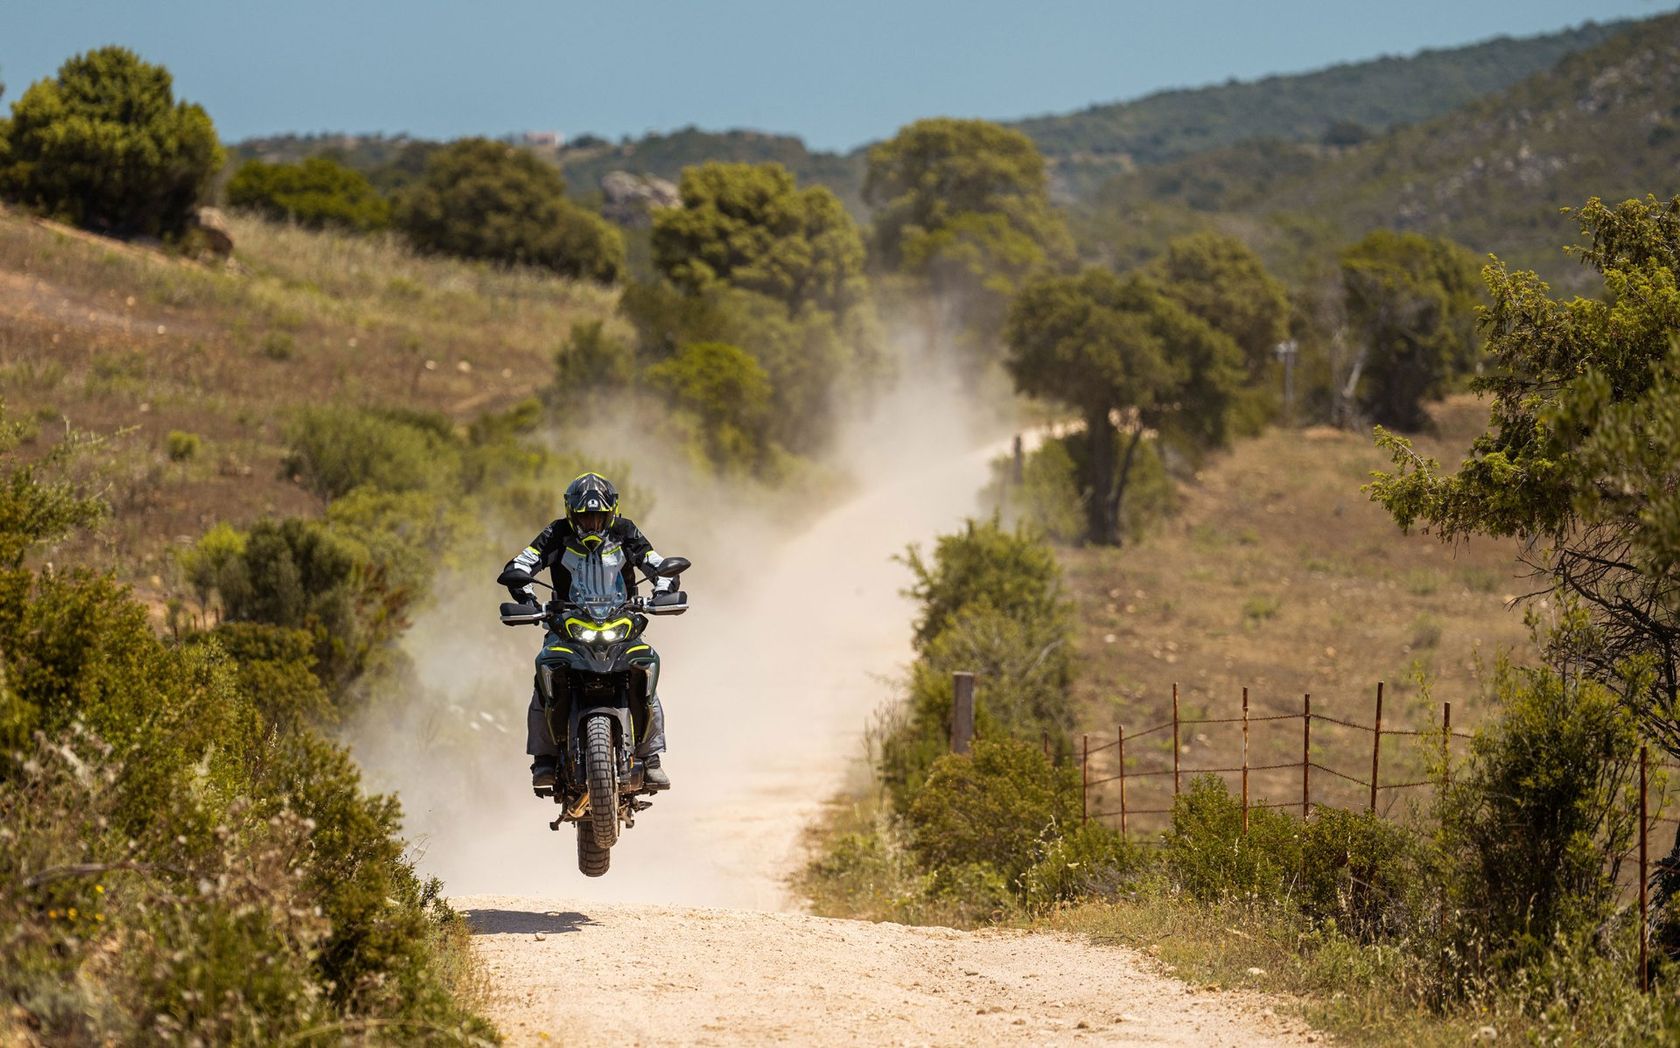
562,546 -> 627,614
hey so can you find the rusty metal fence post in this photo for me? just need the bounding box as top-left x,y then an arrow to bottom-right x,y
1369,681 -> 1384,813
1302,693 -> 1311,818
1442,701 -> 1452,785
1172,683 -> 1181,796
1640,744 -> 1650,993
1241,687 -> 1250,835
1118,724 -> 1127,836
950,672 -> 975,754
1081,733 -> 1089,826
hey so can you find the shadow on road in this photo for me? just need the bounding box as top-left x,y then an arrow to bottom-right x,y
463,909 -> 596,935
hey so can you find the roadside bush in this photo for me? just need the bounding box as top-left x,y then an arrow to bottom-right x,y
903,518 -> 1065,652
1164,775 -> 1303,903
395,136 -> 624,282
0,47 -> 222,239
1020,821 -> 1149,909
647,341 -> 774,473
985,437 -> 1085,545
554,319 -> 636,390
1435,660 -> 1639,973
226,155 -> 391,232
906,737 -> 1080,886
283,404 -> 460,500
201,622 -> 334,731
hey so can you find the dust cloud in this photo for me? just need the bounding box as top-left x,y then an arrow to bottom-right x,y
346,343 -> 1021,910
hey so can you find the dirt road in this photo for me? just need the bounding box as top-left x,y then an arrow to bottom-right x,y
459,896 -> 1314,1047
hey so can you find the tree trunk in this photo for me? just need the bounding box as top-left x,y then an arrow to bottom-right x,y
1085,408 -> 1117,546
1108,427 -> 1145,545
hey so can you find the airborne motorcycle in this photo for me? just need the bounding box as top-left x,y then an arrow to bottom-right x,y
496,555 -> 689,877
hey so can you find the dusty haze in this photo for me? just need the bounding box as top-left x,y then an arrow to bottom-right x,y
347,346 -> 1015,909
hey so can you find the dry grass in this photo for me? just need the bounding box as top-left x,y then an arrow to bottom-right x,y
0,207 -> 620,587
1061,397 -> 1533,827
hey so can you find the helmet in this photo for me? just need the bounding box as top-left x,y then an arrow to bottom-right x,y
564,472 -> 620,544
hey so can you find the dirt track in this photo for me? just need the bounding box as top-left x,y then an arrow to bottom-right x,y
459,896 -> 1317,1047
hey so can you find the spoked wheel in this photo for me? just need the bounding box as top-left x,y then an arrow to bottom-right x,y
576,823 -> 610,877
583,715 -> 620,849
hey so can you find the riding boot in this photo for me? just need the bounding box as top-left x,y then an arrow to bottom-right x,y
527,686 -> 560,790
639,693 -> 669,790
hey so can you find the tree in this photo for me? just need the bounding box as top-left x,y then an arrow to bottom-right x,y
1339,230 -> 1481,430
0,47 -> 222,239
394,138 -> 623,282
1005,268 -> 1243,545
226,156 -> 390,231
1371,196 -> 1680,759
646,341 -> 774,472
1152,232 -> 1290,378
651,162 -> 866,315
865,118 -> 1073,358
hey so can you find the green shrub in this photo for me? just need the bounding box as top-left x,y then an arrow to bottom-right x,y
554,319 -> 635,390
986,437 -> 1085,544
1020,821 -> 1149,909
260,331 -> 295,361
225,156 -> 391,231
905,737 -> 1080,886
165,429 -> 200,462
647,341 -> 774,473
395,137 -> 624,281
1164,775 -> 1303,903
1435,659 -> 1639,972
283,404 -> 460,500
0,47 -> 222,238
902,518 -> 1065,652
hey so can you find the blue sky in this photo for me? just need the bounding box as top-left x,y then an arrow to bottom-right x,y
3,1 -> 1669,150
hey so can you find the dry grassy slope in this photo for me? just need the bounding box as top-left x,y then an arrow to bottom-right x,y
1062,396 -> 1532,822
0,207 -> 618,586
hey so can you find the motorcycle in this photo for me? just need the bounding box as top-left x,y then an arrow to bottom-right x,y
495,556 -> 690,877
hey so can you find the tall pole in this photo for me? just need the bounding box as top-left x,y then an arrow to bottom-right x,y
1118,724 -> 1127,837
1172,683 -> 1181,796
1369,681 -> 1384,814
1442,701 -> 1452,785
950,672 -> 975,754
1241,687 -> 1250,835
1302,693 -> 1311,818
1081,733 -> 1089,826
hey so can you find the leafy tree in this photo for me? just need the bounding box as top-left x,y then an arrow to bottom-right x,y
1004,268 -> 1243,545
0,47 -> 222,238
1371,196 -> 1680,757
646,341 -> 773,472
1152,232 -> 1290,378
1340,230 -> 1481,430
225,156 -> 390,231
652,162 -> 866,315
394,137 -> 623,282
865,118 -> 1073,357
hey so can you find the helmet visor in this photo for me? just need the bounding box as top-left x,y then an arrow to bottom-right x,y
573,510 -> 611,534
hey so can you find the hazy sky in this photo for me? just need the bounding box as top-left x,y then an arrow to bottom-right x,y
3,1 -> 1669,150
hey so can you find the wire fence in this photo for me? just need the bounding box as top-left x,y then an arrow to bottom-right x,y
947,674 -> 1680,992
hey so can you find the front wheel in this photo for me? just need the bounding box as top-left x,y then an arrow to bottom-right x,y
583,715 -> 620,848
576,823 -> 610,877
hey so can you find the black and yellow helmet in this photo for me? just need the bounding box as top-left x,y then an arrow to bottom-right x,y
565,473 -> 620,541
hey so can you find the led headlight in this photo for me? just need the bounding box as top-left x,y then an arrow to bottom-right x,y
600,627 -> 623,642
578,628 -> 599,642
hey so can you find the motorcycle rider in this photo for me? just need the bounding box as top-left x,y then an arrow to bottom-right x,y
501,472 -> 675,792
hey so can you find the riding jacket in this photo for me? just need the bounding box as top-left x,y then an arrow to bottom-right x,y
502,517 -> 675,605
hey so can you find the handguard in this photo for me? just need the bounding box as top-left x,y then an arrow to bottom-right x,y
499,601 -> 545,626
646,591 -> 688,616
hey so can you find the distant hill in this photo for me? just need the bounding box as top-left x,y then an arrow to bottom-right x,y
1017,20 -> 1630,199
1083,10 -> 1680,288
227,18 -> 1628,217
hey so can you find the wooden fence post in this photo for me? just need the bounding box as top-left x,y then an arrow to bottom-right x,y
1118,724 -> 1127,837
1302,693 -> 1311,818
1640,744 -> 1650,993
1081,733 -> 1089,826
1442,701 -> 1452,785
950,672 -> 975,754
1241,687 -> 1250,835
1369,681 -> 1384,813
1042,728 -> 1050,759
1172,683 -> 1181,796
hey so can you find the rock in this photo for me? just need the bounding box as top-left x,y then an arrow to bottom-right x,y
599,171 -> 681,227
193,206 -> 234,257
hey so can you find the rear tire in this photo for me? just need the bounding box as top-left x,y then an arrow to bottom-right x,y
576,823 -> 610,877
583,715 -> 620,848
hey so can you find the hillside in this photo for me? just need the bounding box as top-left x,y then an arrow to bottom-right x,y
1086,10 -> 1680,287
1017,19 -> 1629,200
0,206 -> 617,581
226,17 -> 1629,217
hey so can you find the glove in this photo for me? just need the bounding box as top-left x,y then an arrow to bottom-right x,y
508,588 -> 539,607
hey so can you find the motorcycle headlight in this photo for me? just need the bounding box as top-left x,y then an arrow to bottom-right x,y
600,627 -> 623,642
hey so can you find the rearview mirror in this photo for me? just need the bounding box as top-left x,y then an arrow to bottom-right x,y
649,556 -> 690,579
497,567 -> 537,589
